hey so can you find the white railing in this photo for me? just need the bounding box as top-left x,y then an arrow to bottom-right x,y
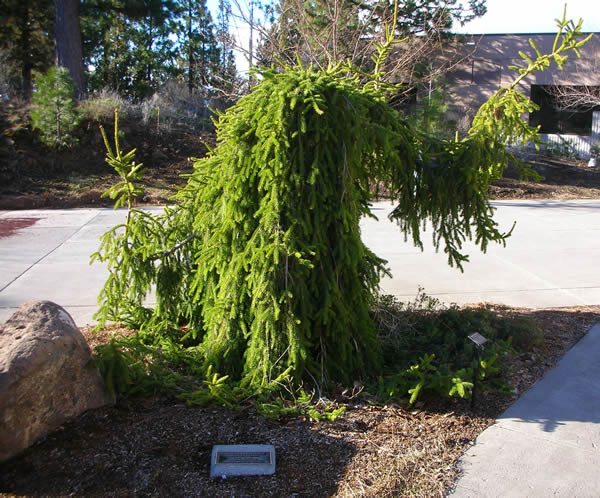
525,111 -> 600,159
538,133 -> 592,159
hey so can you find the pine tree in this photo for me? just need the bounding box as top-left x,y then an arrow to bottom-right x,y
30,66 -> 82,148
81,1 -> 140,96
128,0 -> 179,99
410,76 -> 457,139
0,0 -> 54,99
176,0 -> 221,94
82,0 -> 180,100
258,0 -> 487,70
214,0 -> 238,94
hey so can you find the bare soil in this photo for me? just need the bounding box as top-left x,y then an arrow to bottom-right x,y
0,102 -> 213,210
2,101 -> 600,209
490,155 -> 600,200
1,306 -> 599,497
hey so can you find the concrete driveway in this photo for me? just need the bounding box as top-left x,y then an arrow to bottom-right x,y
1,199 -> 599,326
362,199 -> 600,308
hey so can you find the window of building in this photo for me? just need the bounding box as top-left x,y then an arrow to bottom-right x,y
529,85 -> 600,135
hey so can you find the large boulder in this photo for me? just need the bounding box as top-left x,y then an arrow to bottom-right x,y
0,301 -> 113,462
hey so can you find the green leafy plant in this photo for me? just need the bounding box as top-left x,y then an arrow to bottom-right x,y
256,388 -> 347,422
92,338 -> 137,398
92,335 -> 183,398
99,109 -> 145,209
30,66 -> 82,148
178,365 -> 239,408
376,350 -> 507,405
91,109 -> 170,329
371,291 -> 541,404
409,77 -> 457,139
373,294 -> 540,370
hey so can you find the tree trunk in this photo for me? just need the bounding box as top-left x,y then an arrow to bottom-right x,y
16,3 -> 33,100
54,0 -> 85,98
188,6 -> 194,95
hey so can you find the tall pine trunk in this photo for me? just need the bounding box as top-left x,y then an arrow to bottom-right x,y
16,4 -> 33,100
54,0 -> 85,98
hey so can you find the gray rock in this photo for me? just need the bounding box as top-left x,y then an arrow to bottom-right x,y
152,149 -> 168,161
0,301 -> 113,462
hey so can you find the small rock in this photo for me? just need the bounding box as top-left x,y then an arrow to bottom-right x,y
519,352 -> 535,362
152,149 -> 168,161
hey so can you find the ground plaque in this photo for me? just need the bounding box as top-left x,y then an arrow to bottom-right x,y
210,444 -> 276,478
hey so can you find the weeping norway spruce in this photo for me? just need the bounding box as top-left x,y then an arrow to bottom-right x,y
93,20 -> 591,389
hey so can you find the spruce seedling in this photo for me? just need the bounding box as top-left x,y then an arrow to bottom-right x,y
99,109 -> 145,210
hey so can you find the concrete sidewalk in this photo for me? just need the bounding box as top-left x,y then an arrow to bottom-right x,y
2,200 -> 600,324
361,199 -> 600,308
449,322 -> 600,497
0,207 -> 162,325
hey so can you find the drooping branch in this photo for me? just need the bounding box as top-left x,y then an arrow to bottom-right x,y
151,231 -> 200,261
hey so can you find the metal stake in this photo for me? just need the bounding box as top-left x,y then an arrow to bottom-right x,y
468,332 -> 488,412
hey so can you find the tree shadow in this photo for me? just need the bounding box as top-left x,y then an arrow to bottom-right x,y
491,199 -> 600,209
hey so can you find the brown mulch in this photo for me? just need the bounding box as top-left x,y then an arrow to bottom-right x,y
1,306 -> 599,497
370,155 -> 600,204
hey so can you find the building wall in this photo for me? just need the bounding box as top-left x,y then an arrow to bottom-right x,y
438,33 -> 600,156
443,35 -> 597,110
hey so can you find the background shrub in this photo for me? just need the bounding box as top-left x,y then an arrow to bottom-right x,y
372,293 -> 542,403
81,89 -> 132,122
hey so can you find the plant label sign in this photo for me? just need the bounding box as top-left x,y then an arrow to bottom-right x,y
468,332 -> 488,348
210,444 -> 276,478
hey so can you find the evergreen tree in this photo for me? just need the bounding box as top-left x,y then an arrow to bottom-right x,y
376,0 -> 487,35
176,0 -> 221,94
0,0 -> 54,99
82,0 -> 181,100
259,0 -> 358,67
81,1 -> 138,95
258,0 -> 487,81
128,0 -> 179,99
410,76 -> 457,139
93,9 -> 590,390
214,0 -> 238,93
30,66 -> 83,148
